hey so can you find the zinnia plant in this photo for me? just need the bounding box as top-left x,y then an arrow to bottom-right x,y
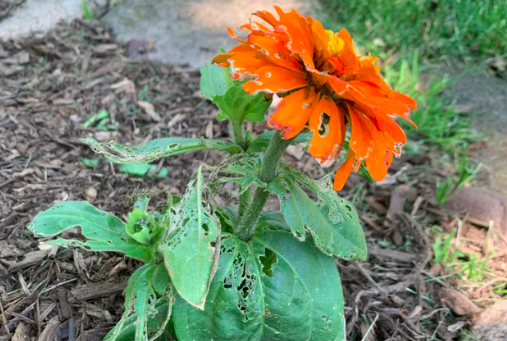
28,7 -> 416,341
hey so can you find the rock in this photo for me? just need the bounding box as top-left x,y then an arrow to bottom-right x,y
440,288 -> 479,316
85,187 -> 97,201
101,0 -> 318,67
387,184 -> 416,219
473,300 -> 507,341
444,188 -> 507,244
432,62 -> 507,195
0,0 -> 108,39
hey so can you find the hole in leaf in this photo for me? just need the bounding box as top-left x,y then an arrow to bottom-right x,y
210,241 -> 216,247
223,275 -> 233,289
259,247 -> 277,277
202,223 -> 209,236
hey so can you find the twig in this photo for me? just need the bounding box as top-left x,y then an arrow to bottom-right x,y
475,277 -> 507,297
410,196 -> 424,216
0,299 -> 11,336
361,313 -> 379,341
353,261 -> 385,294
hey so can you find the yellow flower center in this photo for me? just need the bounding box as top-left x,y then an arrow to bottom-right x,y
325,30 -> 344,57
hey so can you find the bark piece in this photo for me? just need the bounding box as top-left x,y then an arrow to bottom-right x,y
440,288 -> 479,316
69,282 -> 126,303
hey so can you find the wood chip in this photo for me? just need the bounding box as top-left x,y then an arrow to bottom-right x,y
137,101 -> 161,121
12,322 -> 26,341
69,282 -> 126,303
9,250 -> 49,271
38,316 -> 60,341
167,113 -> 187,128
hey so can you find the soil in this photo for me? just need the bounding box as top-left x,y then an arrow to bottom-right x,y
1,19 -> 506,341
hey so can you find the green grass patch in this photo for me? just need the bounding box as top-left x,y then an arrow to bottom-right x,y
320,0 -> 507,62
381,52 -> 477,151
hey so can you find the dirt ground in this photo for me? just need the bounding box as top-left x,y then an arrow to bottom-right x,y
1,20 -> 506,341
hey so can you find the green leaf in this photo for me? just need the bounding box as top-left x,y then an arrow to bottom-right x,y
214,81 -> 271,124
82,137 -> 241,164
162,168 -> 220,309
104,298 -> 174,341
119,164 -> 168,178
269,168 -> 367,261
200,62 -> 231,100
83,109 -> 108,128
28,201 -> 150,262
246,131 -> 313,153
80,158 -> 99,168
216,155 -> 264,193
152,263 -> 172,296
125,208 -> 152,245
257,210 -> 291,231
133,196 -> 150,214
172,230 -> 345,341
105,263 -> 175,341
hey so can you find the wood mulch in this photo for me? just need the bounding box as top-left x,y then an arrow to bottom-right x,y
1,19 -> 504,341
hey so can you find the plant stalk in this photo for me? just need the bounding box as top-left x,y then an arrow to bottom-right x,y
230,121 -> 247,151
236,132 -> 291,241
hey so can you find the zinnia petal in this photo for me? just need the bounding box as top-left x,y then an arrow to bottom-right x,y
348,105 -> 373,160
308,96 -> 345,167
243,66 -> 307,94
268,88 -> 319,139
366,144 -> 393,181
333,151 -> 355,191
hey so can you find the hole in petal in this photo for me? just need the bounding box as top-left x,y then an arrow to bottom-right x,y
318,113 -> 331,137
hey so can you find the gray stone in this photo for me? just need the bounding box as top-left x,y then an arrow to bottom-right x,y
0,0 -> 106,39
101,0 -> 317,67
444,187 -> 507,237
438,63 -> 507,194
473,300 -> 507,341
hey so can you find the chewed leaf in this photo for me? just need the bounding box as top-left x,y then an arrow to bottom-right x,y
163,168 -> 220,309
28,201 -> 150,262
82,137 -> 242,164
268,169 -> 367,261
104,264 -> 175,341
172,231 -> 345,341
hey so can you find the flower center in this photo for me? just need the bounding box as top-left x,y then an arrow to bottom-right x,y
325,30 -> 344,57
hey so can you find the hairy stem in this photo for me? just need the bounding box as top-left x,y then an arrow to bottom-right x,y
238,189 -> 251,218
235,132 -> 291,241
230,121 -> 247,150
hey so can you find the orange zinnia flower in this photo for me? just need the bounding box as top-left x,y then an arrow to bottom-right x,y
213,6 -> 417,190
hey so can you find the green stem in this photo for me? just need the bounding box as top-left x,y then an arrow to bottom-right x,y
236,132 -> 291,241
230,121 -> 247,150
238,189 -> 250,218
